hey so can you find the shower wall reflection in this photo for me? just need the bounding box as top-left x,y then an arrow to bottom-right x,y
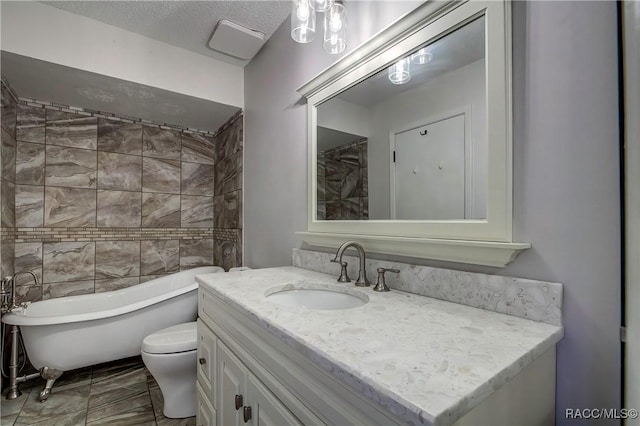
317,137 -> 368,220
1,81 -> 17,280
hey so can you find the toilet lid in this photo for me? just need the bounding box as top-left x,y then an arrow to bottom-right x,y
142,322 -> 197,354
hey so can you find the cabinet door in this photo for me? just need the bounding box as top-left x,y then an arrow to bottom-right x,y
197,381 -> 217,426
197,319 -> 217,407
217,342 -> 247,426
247,374 -> 303,426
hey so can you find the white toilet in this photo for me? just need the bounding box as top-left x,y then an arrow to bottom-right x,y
141,321 -> 198,419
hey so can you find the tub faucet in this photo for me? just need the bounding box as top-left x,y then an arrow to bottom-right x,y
332,241 -> 370,287
3,271 -> 41,402
9,271 -> 38,310
1,276 -> 12,313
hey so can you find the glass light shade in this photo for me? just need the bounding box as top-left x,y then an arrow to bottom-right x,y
322,3 -> 347,54
309,0 -> 334,12
291,0 -> 316,43
388,58 -> 411,84
411,48 -> 433,65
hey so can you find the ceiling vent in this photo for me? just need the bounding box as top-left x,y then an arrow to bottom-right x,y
208,20 -> 266,60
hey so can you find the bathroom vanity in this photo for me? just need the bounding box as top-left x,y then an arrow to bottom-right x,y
195,0 -> 562,423
195,266 -> 563,426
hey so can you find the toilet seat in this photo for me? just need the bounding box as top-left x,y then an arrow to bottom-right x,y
142,321 -> 197,354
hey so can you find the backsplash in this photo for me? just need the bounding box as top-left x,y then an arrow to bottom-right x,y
292,248 -> 563,326
0,78 -> 243,302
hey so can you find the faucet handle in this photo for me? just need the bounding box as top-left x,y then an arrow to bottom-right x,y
335,261 -> 351,283
373,268 -> 399,292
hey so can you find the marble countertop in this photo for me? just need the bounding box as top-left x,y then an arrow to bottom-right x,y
197,267 -> 563,425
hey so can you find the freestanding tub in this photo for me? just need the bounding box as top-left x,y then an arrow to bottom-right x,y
2,266 -> 224,400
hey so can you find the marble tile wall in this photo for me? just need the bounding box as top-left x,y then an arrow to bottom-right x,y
317,138 -> 368,220
212,116 -> 243,269
1,80 -> 17,278
0,83 -> 244,301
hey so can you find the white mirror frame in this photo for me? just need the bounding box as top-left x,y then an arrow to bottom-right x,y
297,0 -> 530,267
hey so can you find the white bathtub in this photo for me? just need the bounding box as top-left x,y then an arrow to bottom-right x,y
2,266 -> 224,372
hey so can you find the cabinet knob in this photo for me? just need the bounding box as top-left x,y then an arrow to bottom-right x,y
198,358 -> 206,365
235,394 -> 243,410
243,406 -> 252,423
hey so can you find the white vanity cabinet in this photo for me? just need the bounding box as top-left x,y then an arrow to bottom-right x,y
196,382 -> 217,426
197,294 -> 323,426
196,319 -> 217,426
218,340 -> 304,426
217,340 -> 246,426
197,286 -> 402,426
197,319 -> 216,401
197,271 -> 560,426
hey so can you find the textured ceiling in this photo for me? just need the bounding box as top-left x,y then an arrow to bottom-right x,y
3,52 -> 241,133
41,1 -> 292,66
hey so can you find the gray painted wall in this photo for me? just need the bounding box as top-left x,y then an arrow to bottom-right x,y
244,1 -> 621,423
244,0 -> 421,268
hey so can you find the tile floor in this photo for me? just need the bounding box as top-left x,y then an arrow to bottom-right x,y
0,357 -> 195,426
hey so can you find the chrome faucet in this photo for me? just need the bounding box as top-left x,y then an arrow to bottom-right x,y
332,241 -> 370,287
1,276 -> 12,312
3,271 -> 41,402
7,271 -> 38,311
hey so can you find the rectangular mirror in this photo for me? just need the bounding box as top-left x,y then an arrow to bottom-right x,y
298,0 -> 530,266
316,15 -> 486,221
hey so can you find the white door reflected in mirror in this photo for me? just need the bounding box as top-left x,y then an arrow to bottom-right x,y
392,113 -> 467,220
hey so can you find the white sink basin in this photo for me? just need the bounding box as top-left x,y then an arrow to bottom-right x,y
265,284 -> 368,310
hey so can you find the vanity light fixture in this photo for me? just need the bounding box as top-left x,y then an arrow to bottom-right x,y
291,0 -> 316,43
388,57 -> 411,85
323,3 -> 347,54
291,0 -> 347,55
411,48 -> 433,65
